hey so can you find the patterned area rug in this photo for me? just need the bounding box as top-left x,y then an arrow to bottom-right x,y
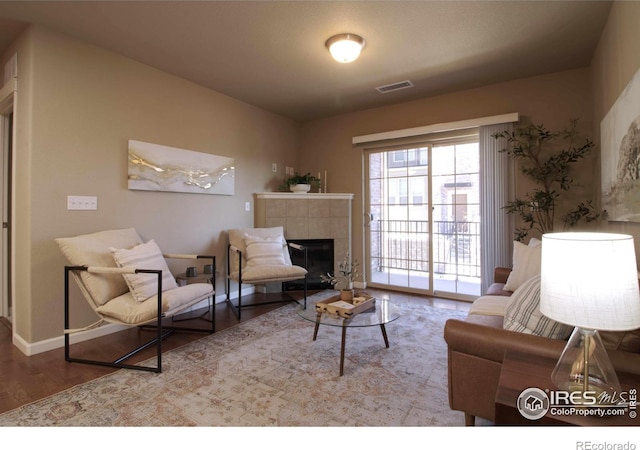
0,291 -> 467,426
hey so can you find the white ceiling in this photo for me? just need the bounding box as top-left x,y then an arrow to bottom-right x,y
0,1 -> 613,122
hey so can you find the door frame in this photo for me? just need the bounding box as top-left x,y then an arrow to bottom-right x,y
363,137 -> 481,302
0,77 -> 16,321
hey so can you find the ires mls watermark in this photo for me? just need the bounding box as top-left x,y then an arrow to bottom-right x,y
516,387 -> 637,421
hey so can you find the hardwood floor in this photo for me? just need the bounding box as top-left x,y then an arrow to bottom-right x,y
0,289 -> 470,414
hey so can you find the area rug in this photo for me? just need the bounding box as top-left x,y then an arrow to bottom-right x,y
0,291 -> 467,426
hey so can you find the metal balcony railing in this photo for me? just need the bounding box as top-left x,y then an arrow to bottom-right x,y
371,219 -> 481,278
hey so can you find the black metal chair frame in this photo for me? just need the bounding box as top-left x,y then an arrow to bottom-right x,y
226,243 -> 307,320
64,255 -> 216,374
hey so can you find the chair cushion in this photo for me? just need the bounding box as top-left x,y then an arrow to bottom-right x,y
56,228 -> 144,306
230,264 -> 307,284
97,283 -> 213,325
485,282 -> 512,297
504,240 -> 541,291
503,274 -> 573,340
469,295 -> 509,316
110,239 -> 178,303
465,313 -> 505,328
228,227 -> 293,269
244,234 -> 287,267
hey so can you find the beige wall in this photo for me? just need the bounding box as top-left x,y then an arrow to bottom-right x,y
591,1 -> 640,253
4,25 -> 301,344
299,68 -> 595,284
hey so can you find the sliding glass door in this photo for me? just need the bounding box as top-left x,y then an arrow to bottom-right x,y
365,139 -> 480,300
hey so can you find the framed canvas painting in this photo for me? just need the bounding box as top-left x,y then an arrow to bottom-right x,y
128,140 -> 235,196
601,67 -> 640,222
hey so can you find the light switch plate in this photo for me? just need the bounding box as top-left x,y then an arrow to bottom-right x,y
67,196 -> 98,210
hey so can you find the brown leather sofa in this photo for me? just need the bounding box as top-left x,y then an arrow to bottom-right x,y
444,267 -> 640,426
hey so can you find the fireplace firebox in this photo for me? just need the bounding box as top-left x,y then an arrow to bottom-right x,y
284,239 -> 334,291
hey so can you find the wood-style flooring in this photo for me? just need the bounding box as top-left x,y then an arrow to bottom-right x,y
0,289 -> 470,414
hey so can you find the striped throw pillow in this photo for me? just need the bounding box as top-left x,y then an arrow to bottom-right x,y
503,274 -> 573,340
111,239 -> 178,303
244,234 -> 287,267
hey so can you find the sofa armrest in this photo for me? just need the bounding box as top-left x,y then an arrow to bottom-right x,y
444,317 -> 566,424
493,267 -> 512,284
444,318 -> 566,363
444,318 -> 640,373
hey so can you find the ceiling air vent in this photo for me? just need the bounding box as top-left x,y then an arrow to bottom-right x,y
376,80 -> 414,94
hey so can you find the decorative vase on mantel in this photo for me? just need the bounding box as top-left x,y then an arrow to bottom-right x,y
290,183 -> 311,193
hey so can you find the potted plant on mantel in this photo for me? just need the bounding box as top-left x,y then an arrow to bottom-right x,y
321,253 -> 360,300
279,172 -> 319,193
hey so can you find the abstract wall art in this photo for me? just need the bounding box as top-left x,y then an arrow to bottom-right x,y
601,67 -> 640,222
128,140 -> 235,196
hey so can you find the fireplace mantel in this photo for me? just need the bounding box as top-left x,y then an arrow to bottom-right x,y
255,192 -> 354,200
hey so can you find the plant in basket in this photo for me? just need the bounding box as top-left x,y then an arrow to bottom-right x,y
278,172 -> 319,193
320,253 -> 359,300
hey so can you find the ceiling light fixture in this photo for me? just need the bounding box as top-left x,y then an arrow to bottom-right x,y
325,33 -> 366,63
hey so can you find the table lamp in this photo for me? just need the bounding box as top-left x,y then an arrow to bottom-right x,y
540,232 -> 640,399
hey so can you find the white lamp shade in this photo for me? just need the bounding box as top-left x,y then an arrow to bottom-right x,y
326,34 -> 365,63
540,232 -> 640,331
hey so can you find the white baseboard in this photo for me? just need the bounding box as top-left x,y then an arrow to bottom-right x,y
13,322 -> 132,356
13,288 -> 255,356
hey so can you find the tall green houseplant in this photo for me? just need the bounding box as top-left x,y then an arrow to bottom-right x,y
493,119 -> 603,241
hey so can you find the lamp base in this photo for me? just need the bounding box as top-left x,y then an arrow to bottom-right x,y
551,328 -> 622,403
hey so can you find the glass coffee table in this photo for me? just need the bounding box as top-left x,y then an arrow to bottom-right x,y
297,296 -> 400,376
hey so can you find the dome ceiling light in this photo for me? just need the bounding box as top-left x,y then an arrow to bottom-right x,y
325,33 -> 366,63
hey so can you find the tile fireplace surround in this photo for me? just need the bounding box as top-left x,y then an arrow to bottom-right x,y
254,192 -> 354,277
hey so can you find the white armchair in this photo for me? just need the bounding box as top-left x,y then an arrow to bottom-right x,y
226,226 -> 307,320
56,228 -> 215,373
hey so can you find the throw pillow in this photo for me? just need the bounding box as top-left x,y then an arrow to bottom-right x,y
528,237 -> 542,247
244,234 -> 287,267
504,240 -> 542,291
110,239 -> 178,303
503,274 -> 573,340
228,227 -> 293,269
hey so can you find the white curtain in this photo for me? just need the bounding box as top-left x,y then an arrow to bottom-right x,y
479,123 -> 514,293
